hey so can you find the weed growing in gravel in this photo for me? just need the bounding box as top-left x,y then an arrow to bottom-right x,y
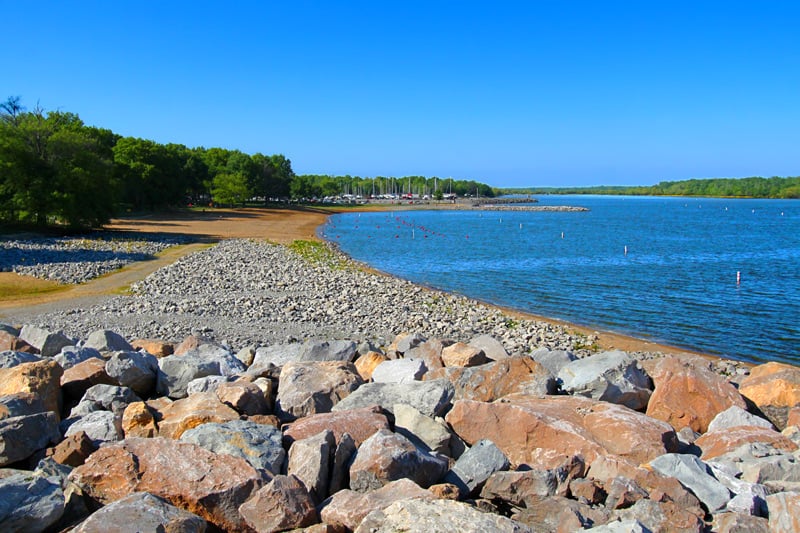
288,240 -> 351,270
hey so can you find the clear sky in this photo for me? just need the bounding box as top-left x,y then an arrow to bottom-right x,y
3,1 -> 799,187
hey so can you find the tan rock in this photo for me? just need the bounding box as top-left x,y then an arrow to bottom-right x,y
216,379 -> 269,416
283,405 -> 390,447
130,338 -> 174,357
47,430 -> 96,467
276,361 -> 363,421
788,406 -> 800,428
739,362 -> 800,430
0,330 -> 37,353
239,474 -> 318,532
405,338 -> 448,370
173,334 -> 206,355
60,357 -> 115,403
121,401 -> 157,438
441,342 -> 488,367
69,437 -> 266,531
767,491 -> 800,533
0,359 -> 63,419
354,351 -> 389,381
320,478 -> 432,530
157,391 -> 240,439
645,356 -> 747,433
425,356 -> 554,401
695,425 -> 798,460
247,414 -> 281,427
428,483 -> 460,500
446,395 -> 678,469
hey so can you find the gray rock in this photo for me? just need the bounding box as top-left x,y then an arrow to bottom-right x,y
105,350 -> 159,396
611,498 -> 704,533
0,350 -> 41,368
53,346 -> 102,371
84,329 -> 134,353
249,343 -> 305,371
64,410 -> 122,446
329,432 -> 357,494
649,453 -> 731,512
72,491 -> 207,533
585,521 -> 649,533
480,457 -> 586,507
469,334 -> 509,361
156,353 -> 224,399
298,339 -> 358,362
557,350 -> 652,410
371,359 -> 427,383
530,348 -> 577,376
708,462 -> 768,516
79,384 -> 141,415
707,405 -> 774,432
276,361 -> 363,421
393,333 -> 426,356
332,379 -> 455,418
0,392 -> 46,419
180,419 -> 286,474
235,345 -> 256,367
0,323 -> 20,336
444,439 -> 509,496
288,429 -> 335,502
393,403 -> 451,455
0,471 -> 64,532
349,429 -> 448,491
186,344 -> 247,375
355,498 -> 532,533
0,412 -> 61,467
186,375 -> 230,395
19,325 -> 73,357
712,443 -> 800,486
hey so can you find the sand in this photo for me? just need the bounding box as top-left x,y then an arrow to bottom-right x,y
1,206 -> 710,359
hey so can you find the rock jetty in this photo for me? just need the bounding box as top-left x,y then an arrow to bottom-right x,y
1,320 -> 800,531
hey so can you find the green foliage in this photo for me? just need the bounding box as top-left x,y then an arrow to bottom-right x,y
211,172 -> 252,206
291,175 -> 495,200
500,176 -> 800,199
288,240 -> 349,269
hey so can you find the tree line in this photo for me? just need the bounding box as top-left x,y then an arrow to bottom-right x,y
1,97 -> 495,229
500,176 -> 800,199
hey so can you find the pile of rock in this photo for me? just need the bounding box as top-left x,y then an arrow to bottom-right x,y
1,323 -> 799,532
0,233 -> 189,284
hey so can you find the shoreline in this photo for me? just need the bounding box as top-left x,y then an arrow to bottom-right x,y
1,206 -> 744,366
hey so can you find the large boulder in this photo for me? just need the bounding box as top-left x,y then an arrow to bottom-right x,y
283,406 -> 390,447
84,329 -> 134,353
481,457 -> 586,506
121,401 -> 157,438
393,403 -> 452,455
53,346 -> 102,371
215,379 -> 269,416
446,395 -> 678,469
105,350 -> 159,396
405,338 -> 448,370
60,358 -> 115,403
645,356 -> 747,433
425,356 -> 555,401
332,379 -> 454,418
695,425 -> 798,460
443,439 -> 509,497
275,361 -> 363,421
355,498 -> 532,533
320,478 -> 433,531
180,419 -> 286,474
19,325 -> 73,357
767,491 -> 800,533
0,471 -> 64,532
69,437 -> 266,531
238,474 -> 318,532
72,491 -> 207,533
371,358 -> 427,383
0,392 -> 46,419
353,351 -> 389,380
156,347 -> 245,399
441,342 -> 488,367
739,362 -> 800,430
287,429 -> 335,502
469,334 -> 509,361
707,405 -> 774,433
349,429 -> 448,491
76,384 -> 141,415
557,350 -> 652,411
64,410 -> 123,447
0,359 -> 63,418
0,412 -> 60,466
648,453 -> 732,512
156,391 -> 240,439
0,349 -> 41,368
530,348 -> 577,376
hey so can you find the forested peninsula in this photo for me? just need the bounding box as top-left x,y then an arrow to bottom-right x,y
501,176 -> 800,199
0,97 -> 493,230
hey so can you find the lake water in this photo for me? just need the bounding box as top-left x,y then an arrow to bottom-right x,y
322,195 -> 800,364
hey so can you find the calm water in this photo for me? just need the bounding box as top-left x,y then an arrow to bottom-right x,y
322,196 -> 800,364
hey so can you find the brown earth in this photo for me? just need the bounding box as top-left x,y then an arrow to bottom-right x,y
1,206 -> 713,359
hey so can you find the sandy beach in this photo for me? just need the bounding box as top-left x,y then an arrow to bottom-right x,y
1,206 -> 717,361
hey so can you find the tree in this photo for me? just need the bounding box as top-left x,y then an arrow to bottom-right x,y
211,172 -> 252,206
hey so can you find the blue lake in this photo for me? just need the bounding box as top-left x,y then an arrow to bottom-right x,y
322,195 -> 800,364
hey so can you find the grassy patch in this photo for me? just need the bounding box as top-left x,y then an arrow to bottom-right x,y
0,273 -> 69,301
288,240 -> 350,269
571,331 -> 600,352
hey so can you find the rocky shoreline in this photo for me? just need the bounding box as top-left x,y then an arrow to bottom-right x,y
1,236 -> 799,531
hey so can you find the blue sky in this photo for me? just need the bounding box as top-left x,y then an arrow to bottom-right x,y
3,1 -> 799,187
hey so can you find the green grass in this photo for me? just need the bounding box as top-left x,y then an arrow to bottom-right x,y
288,240 -> 350,269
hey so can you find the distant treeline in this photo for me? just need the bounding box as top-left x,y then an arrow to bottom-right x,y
0,97 -> 494,229
499,176 -> 800,199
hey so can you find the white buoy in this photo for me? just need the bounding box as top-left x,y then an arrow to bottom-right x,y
737,271 -> 741,285
624,245 -> 628,256
519,223 -> 523,229
561,232 -> 564,239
